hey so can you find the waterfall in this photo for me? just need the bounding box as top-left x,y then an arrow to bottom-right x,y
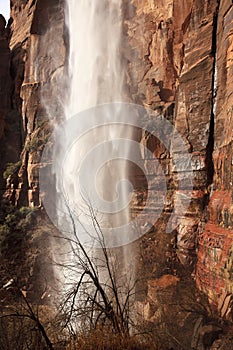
65,0 -> 125,115
61,0 -> 133,248
46,0 -> 138,324
38,0 -> 195,333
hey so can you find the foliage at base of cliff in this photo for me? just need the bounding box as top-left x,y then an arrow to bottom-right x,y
0,203 -> 36,283
0,204 -> 56,304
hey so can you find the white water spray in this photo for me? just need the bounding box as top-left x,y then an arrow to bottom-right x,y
62,0 -> 134,244
66,0 -> 125,115
56,0 -> 137,316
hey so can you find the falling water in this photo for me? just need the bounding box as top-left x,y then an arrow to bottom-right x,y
62,0 -> 133,245
40,0 -> 194,328
66,0 -> 125,115
52,0 -> 137,320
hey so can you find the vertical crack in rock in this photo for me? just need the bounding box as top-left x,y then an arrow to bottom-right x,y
206,0 -> 221,187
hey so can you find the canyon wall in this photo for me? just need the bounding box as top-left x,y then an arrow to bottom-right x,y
127,0 -> 233,311
0,0 -> 67,303
196,0 -> 233,305
125,0 -> 233,347
3,0 -> 67,208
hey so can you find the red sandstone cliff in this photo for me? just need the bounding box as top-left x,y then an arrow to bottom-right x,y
126,0 -> 233,319
126,0 -> 233,347
4,0 -> 67,207
0,0 -> 67,304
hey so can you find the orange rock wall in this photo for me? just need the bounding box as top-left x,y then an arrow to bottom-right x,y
3,0 -> 67,207
127,0 -> 233,307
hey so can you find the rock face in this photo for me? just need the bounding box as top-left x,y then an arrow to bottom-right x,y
127,0 -> 233,305
125,0 -> 233,347
0,14 -> 14,195
0,0 -> 67,305
3,0 -> 67,207
196,1 -> 233,306
126,0 -> 217,273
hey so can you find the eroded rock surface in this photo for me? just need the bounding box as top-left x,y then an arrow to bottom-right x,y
126,0 -> 233,347
0,14 -> 13,195
127,0 -> 233,300
196,1 -> 233,308
4,0 -> 67,207
0,0 -> 67,305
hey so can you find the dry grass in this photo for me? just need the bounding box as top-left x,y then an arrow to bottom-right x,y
64,328 -> 157,350
0,306 -> 158,350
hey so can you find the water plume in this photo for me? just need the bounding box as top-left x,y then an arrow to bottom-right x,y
52,0 -> 138,301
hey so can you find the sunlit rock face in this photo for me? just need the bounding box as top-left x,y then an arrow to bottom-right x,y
0,0 -> 68,304
4,0 -> 67,207
127,0 -> 233,307
126,0 -> 216,271
196,0 -> 233,306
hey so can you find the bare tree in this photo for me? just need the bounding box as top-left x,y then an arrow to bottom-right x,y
0,277 -> 54,350
55,201 -> 137,337
0,200 -> 138,348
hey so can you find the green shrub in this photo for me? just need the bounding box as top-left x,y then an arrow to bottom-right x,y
0,206 -> 36,254
3,161 -> 22,179
35,117 -> 49,129
25,138 -> 40,152
0,224 -> 10,241
5,213 -> 18,228
18,206 -> 32,216
25,135 -> 50,152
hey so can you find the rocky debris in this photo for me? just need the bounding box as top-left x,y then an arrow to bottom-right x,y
135,274 -> 217,349
136,275 -> 179,332
217,292 -> 233,322
148,274 -> 180,290
191,317 -> 222,350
